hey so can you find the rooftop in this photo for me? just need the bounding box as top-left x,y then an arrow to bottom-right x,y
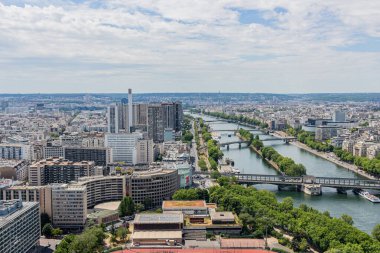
134,213 -> 184,224
31,157 -> 94,167
163,200 -> 206,209
94,201 -> 121,211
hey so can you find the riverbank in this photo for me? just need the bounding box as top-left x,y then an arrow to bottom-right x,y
271,131 -> 377,180
292,141 -> 376,180
237,133 -> 283,174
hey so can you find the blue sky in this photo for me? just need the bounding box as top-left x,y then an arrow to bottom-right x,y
0,0 -> 379,93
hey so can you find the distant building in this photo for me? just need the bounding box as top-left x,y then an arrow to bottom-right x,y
43,145 -> 64,159
333,110 -> 346,122
64,147 -> 109,166
0,160 -> 29,181
136,139 -> 154,165
367,144 -> 380,159
353,142 -> 371,157
315,126 -> 340,141
105,132 -> 142,164
342,139 -> 355,153
0,200 -> 40,253
164,128 -> 175,142
0,144 -> 31,161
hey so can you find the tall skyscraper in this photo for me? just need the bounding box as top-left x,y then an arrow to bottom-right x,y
148,104 -> 165,142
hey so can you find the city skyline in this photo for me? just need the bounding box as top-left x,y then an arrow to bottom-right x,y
0,1 -> 380,93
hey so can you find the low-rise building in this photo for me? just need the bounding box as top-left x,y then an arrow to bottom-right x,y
162,200 -> 208,215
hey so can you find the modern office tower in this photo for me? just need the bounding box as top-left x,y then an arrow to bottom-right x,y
43,145 -> 65,159
333,110 -> 346,122
51,184 -> 87,230
0,144 -> 31,160
128,88 -> 133,132
105,132 -> 142,164
162,103 -> 176,130
174,101 -> 183,131
136,139 -> 154,164
148,104 -> 165,142
28,158 -> 97,186
0,200 -> 40,253
133,103 -> 149,130
64,147 -> 109,166
107,104 -> 119,133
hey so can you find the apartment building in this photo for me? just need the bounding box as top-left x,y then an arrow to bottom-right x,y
0,200 -> 40,253
28,158 -> 98,186
51,184 -> 87,230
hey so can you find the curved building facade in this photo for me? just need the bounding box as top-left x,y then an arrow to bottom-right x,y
127,168 -> 179,208
73,168 -> 179,209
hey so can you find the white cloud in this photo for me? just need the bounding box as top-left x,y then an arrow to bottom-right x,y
0,0 -> 379,93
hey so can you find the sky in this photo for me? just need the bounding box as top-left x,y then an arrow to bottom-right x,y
0,0 -> 379,94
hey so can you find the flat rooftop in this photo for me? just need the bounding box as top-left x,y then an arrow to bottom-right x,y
94,201 -> 121,211
163,200 -> 206,209
134,213 -> 184,224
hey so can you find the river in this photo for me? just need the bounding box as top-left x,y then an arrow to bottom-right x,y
194,114 -> 380,234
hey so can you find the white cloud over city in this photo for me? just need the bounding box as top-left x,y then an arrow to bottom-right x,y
0,0 -> 379,93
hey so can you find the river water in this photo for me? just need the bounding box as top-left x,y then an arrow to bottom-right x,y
194,114 -> 380,234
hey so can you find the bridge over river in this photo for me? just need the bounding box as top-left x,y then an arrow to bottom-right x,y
195,172 -> 380,191
218,137 -> 297,149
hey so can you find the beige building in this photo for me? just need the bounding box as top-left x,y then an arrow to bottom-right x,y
1,185 -> 52,217
136,139 -> 154,164
51,184 -> 87,230
73,175 -> 127,208
353,142 -> 371,157
342,139 -> 355,153
367,144 -> 380,159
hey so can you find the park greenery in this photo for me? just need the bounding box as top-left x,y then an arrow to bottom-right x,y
198,158 -> 208,171
55,226 -> 106,253
172,184 -> 380,253
261,146 -> 306,176
181,116 -> 194,143
172,188 -> 210,202
204,111 -> 269,129
118,196 -> 135,217
287,127 -> 380,177
239,128 -> 306,176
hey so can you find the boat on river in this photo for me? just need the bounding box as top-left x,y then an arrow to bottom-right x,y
356,190 -> 380,203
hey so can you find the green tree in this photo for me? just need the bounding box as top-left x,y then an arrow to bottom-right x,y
341,214 -> 354,225
40,213 -> 51,231
52,228 -> 63,237
135,203 -> 145,213
118,196 -> 135,217
42,223 -> 53,238
117,227 -> 129,241
372,224 -> 380,241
